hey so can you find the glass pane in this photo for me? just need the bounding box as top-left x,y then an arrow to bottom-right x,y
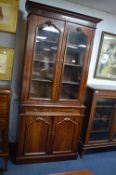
89,98 -> 115,141
94,107 -> 114,119
96,99 -> 116,106
60,84 -> 79,99
30,23 -> 59,99
90,132 -> 110,141
60,30 -> 87,100
91,116 -> 112,132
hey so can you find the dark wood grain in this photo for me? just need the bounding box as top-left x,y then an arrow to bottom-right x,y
26,0 -> 102,28
16,1 -> 101,163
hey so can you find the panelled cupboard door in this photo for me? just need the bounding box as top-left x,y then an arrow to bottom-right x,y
22,116 -> 52,156
56,22 -> 94,104
51,116 -> 80,154
21,14 -> 65,103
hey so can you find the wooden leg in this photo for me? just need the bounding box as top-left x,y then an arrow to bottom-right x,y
4,158 -> 7,171
78,142 -> 86,158
80,149 -> 85,158
1,129 -> 8,171
3,129 -> 8,152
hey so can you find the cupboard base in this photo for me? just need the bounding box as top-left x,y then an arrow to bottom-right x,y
15,153 -> 78,164
79,140 -> 116,157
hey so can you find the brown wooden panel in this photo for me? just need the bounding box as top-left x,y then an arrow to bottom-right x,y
23,116 -> 52,156
51,116 -> 81,154
20,106 -> 84,115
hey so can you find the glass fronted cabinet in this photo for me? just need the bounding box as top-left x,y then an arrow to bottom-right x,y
16,0 -> 101,164
21,12 -> 98,105
80,86 -> 116,156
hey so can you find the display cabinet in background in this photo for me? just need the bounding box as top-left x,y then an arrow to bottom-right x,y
16,0 -> 101,163
80,85 -> 116,156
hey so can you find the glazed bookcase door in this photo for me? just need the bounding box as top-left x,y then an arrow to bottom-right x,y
57,22 -> 93,104
21,15 -> 65,102
89,98 -> 115,142
50,116 -> 80,154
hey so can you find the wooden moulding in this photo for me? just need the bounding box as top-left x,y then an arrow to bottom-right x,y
25,0 -> 102,28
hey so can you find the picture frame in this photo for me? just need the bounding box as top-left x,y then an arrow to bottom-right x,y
94,32 -> 116,80
0,0 -> 19,33
0,47 -> 14,80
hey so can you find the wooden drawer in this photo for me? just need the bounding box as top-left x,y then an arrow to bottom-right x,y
20,106 -> 85,116
0,108 -> 8,118
0,94 -> 9,118
0,95 -> 9,105
0,95 -> 9,117
0,118 -> 8,128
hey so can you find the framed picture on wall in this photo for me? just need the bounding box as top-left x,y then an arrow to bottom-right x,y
94,32 -> 116,80
0,0 -> 19,33
0,47 -> 14,80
